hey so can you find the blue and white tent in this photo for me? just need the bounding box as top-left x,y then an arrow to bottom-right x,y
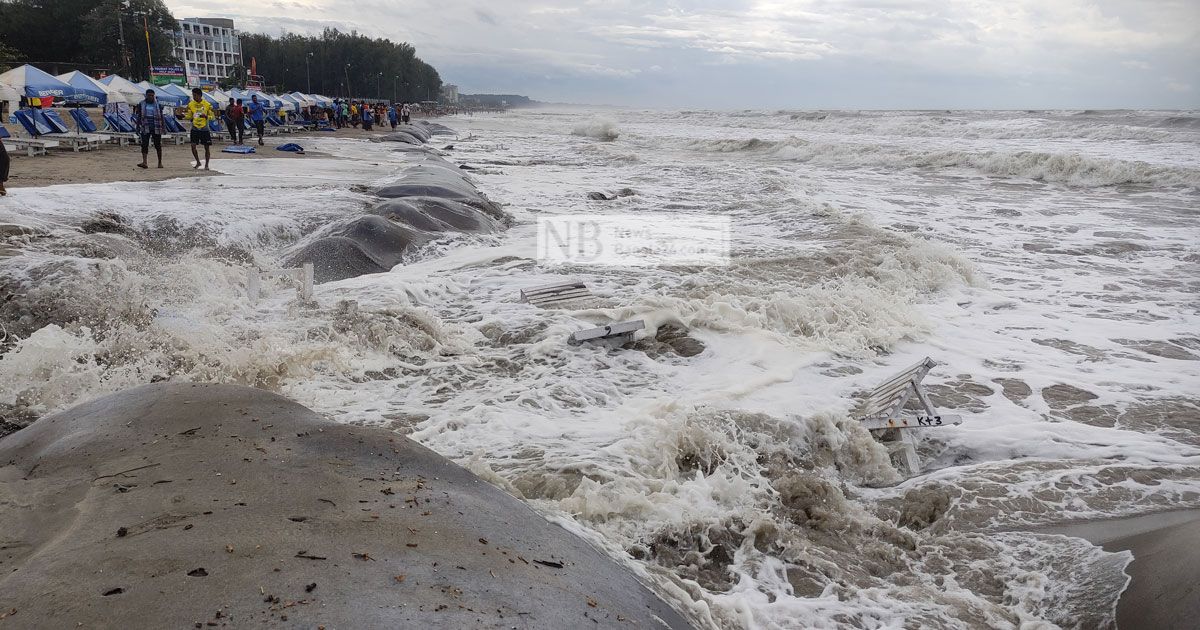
156,82 -> 219,107
0,64 -> 76,100
278,93 -> 301,113
97,75 -> 146,105
134,81 -> 186,106
55,71 -> 113,105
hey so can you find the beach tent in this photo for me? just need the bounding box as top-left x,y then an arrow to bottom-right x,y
97,75 -> 145,105
289,92 -> 316,108
134,80 -> 186,106
0,64 -> 76,100
278,94 -> 301,113
0,82 -> 19,117
209,88 -> 233,105
55,71 -> 113,106
157,82 -> 218,107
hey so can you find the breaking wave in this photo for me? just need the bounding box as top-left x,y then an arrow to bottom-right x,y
687,137 -> 1200,187
572,117 -> 621,141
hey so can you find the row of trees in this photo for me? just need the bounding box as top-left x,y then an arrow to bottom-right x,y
0,0 -> 179,79
0,3 -> 444,102
239,29 -> 442,102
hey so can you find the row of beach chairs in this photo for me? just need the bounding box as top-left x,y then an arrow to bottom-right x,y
4,108 -> 318,156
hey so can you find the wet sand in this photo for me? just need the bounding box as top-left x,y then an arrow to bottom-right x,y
1040,509 -> 1200,630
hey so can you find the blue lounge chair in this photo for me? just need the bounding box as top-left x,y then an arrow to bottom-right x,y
14,109 -> 101,152
104,112 -> 136,133
71,109 -> 136,146
41,109 -> 106,151
1,124 -> 60,156
13,110 -> 53,136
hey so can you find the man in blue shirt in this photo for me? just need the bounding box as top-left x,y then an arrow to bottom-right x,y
135,89 -> 166,169
387,103 -> 398,130
247,94 -> 267,146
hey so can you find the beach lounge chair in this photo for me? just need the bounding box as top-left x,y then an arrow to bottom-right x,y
266,115 -> 301,133
103,112 -> 137,134
69,108 -> 135,146
568,320 -> 644,346
246,263 -> 313,304
855,357 -> 963,475
207,119 -> 233,143
40,110 -> 105,151
14,109 -> 100,152
0,124 -> 59,156
245,118 -> 279,136
160,115 -> 188,145
520,281 -> 593,308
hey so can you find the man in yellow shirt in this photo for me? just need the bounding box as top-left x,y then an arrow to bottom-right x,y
185,87 -> 215,170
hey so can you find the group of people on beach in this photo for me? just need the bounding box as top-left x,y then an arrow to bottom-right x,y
325,99 -> 412,131
132,86 -> 218,170
0,89 -> 429,191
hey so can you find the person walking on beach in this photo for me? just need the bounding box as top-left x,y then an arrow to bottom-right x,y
247,94 -> 267,146
228,99 -> 245,145
388,103 -> 398,130
340,100 -> 349,128
361,104 -> 373,131
401,102 -> 411,125
185,87 -> 215,170
224,98 -> 237,142
135,88 -> 166,169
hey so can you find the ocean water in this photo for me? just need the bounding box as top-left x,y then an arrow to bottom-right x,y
1,108 -> 1199,629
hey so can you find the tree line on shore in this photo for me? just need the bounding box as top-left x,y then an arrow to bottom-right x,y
0,0 -> 443,102
239,29 -> 442,102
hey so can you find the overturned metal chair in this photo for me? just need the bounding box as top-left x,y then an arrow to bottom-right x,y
568,320 -> 644,346
857,357 -> 962,476
520,281 -> 592,308
247,263 -> 314,305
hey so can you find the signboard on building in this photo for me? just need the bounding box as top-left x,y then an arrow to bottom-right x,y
150,66 -> 187,86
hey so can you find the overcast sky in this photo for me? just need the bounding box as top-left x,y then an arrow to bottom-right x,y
167,0 -> 1199,109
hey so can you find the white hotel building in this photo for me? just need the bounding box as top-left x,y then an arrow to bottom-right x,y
172,17 -> 242,87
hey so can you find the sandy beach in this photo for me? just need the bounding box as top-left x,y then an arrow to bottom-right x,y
1039,510 -> 1200,630
1,108 -> 405,188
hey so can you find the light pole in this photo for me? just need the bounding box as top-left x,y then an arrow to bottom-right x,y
392,75 -> 398,102
305,52 -> 312,93
376,72 -> 382,100
343,63 -> 351,98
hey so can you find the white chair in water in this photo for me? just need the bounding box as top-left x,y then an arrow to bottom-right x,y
519,280 -> 593,308
856,357 -> 963,476
568,320 -> 645,346
246,263 -> 314,305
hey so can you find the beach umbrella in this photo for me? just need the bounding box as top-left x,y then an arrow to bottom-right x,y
97,75 -> 145,105
0,64 -> 76,100
55,71 -> 112,105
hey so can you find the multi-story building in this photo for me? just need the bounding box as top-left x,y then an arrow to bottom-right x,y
440,84 -> 459,104
172,18 -> 241,87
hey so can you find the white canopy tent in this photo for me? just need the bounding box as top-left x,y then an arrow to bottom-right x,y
98,75 -> 147,105
0,81 -> 19,118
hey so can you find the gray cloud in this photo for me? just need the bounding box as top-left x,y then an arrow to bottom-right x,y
165,0 -> 1200,107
